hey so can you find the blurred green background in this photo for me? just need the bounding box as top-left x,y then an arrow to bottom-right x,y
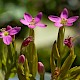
0,0 -> 80,73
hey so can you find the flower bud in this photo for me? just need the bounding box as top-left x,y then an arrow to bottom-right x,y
18,54 -> 25,64
38,62 -> 45,74
64,37 -> 73,48
22,36 -> 33,47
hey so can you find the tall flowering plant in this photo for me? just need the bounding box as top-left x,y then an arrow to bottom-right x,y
0,8 -> 80,80
48,8 -> 79,80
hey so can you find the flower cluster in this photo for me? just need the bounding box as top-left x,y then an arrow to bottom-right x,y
0,8 -> 79,80
0,8 -> 78,45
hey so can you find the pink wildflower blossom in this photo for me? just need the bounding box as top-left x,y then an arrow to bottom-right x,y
20,12 -> 47,29
0,25 -> 21,45
48,8 -> 79,28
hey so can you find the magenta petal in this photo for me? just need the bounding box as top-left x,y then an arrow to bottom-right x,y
66,23 -> 73,26
20,19 -> 29,25
28,25 -> 36,29
0,32 -> 3,38
48,15 -> 61,22
9,27 -> 21,35
67,16 -> 79,23
3,35 -> 12,45
24,13 -> 32,22
6,25 -> 12,30
54,22 -> 63,28
34,12 -> 42,23
36,23 -> 47,27
60,8 -> 68,18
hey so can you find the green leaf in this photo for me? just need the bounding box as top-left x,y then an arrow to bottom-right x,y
69,66 -> 80,76
59,53 -> 76,79
0,71 -> 4,80
0,39 -> 7,71
9,73 -> 16,78
9,67 -> 16,78
50,41 -> 56,79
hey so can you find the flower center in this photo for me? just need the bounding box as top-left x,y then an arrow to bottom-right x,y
4,31 -> 9,36
61,18 -> 67,25
30,18 -> 35,25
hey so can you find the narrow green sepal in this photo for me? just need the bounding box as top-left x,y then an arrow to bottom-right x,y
52,41 -> 60,59
29,29 -> 34,38
61,45 -> 69,59
50,41 -> 57,79
57,26 -> 65,58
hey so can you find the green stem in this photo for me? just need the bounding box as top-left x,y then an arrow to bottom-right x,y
70,47 -> 74,55
5,71 -> 11,80
5,64 -> 16,80
40,74 -> 44,80
57,58 -> 61,68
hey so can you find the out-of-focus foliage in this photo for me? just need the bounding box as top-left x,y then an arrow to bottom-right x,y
0,71 -> 4,80
0,0 -> 27,25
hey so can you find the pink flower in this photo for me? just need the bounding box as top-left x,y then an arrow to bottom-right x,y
64,37 -> 73,48
38,62 -> 45,74
0,25 -> 21,45
18,54 -> 25,64
48,8 -> 79,28
20,12 -> 47,29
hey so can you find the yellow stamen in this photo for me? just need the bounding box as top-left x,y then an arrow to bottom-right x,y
4,31 -> 9,36
30,18 -> 35,25
61,18 -> 67,25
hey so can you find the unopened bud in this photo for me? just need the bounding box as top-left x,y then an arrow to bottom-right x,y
64,37 -> 73,48
22,36 -> 33,47
18,54 -> 25,64
38,62 -> 45,74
